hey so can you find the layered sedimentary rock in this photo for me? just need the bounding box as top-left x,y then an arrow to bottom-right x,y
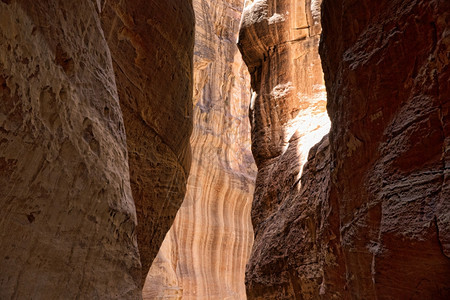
237,0 -> 331,298
239,0 -> 450,298
100,0 -> 195,284
144,0 -> 256,298
0,0 -> 194,298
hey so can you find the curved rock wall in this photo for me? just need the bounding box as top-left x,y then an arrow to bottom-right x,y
0,0 -> 194,298
100,0 -> 195,284
144,0 -> 256,298
238,0 -> 450,298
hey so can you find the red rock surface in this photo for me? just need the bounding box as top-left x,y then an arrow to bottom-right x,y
239,0 -> 450,298
321,0 -> 450,297
0,0 -> 194,298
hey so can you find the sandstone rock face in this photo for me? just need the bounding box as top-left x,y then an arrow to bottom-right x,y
238,0 -> 450,298
0,0 -> 194,298
320,0 -> 450,297
144,0 -> 256,298
100,0 -> 195,284
237,0 -> 331,298
0,1 -> 141,298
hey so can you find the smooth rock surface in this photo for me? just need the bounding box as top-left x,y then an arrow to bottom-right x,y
100,0 -> 195,284
238,0 -> 450,298
144,0 -> 256,298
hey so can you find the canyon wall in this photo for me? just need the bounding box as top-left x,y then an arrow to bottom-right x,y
237,0 -> 331,298
100,0 -> 195,284
239,0 -> 450,299
320,0 -> 450,298
144,0 -> 256,298
0,0 -> 194,298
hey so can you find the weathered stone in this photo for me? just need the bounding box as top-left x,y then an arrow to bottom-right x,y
320,0 -> 450,297
0,1 -> 141,298
237,0 -> 331,298
100,0 -> 195,285
238,0 -> 450,298
144,0 -> 256,298
0,0 -> 194,298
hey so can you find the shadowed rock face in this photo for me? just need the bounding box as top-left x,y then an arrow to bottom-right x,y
238,0 -> 450,299
320,0 -> 450,298
144,0 -> 256,298
100,0 -> 195,285
0,0 -> 194,298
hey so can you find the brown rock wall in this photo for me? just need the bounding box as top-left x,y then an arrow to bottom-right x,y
238,0 -> 450,298
0,0 -> 194,298
0,1 -> 141,298
320,0 -> 450,297
237,0 -> 331,298
100,0 -> 195,284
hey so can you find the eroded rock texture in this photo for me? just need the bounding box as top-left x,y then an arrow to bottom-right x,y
144,0 -> 256,298
237,0 -> 331,298
0,1 -> 141,298
100,0 -> 195,284
239,0 -> 450,299
320,0 -> 450,298
0,0 -> 194,298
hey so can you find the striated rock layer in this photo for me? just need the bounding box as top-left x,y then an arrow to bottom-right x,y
0,0 -> 194,298
239,0 -> 450,298
144,0 -> 256,298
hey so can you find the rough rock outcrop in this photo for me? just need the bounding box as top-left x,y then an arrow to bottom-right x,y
238,0 -> 450,298
0,0 -> 194,298
320,0 -> 450,297
144,0 -> 256,298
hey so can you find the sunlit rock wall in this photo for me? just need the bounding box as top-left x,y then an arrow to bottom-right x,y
237,0 -> 331,298
144,0 -> 256,298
